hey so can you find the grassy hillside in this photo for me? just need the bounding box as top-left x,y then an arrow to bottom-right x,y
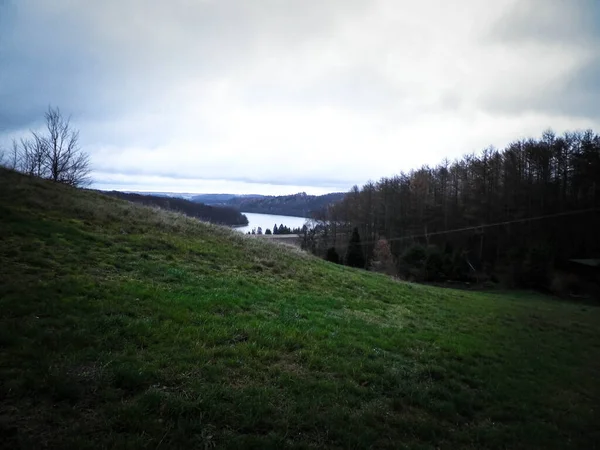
102,191 -> 249,226
1,168 -> 599,449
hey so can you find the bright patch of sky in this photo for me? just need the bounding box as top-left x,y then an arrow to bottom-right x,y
1,0 -> 599,194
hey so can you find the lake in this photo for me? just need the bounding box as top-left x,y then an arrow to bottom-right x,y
235,212 -> 310,234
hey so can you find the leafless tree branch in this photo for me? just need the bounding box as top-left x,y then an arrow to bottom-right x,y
7,106 -> 91,187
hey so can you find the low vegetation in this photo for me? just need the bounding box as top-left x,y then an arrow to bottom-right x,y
1,168 -> 599,449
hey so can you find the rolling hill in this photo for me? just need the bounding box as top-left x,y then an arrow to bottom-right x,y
192,192 -> 346,218
1,168 -> 599,449
102,190 -> 248,226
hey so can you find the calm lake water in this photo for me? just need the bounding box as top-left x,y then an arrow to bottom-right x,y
235,212 -> 309,234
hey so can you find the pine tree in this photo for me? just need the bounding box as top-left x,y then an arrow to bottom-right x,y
273,224 -> 278,235
345,227 -> 366,268
325,247 -> 340,264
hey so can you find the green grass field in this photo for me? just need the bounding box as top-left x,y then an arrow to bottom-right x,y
1,168 -> 599,449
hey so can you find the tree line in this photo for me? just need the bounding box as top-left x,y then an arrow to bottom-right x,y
104,191 -> 249,226
304,129 -> 600,293
247,224 -> 305,235
220,192 -> 345,217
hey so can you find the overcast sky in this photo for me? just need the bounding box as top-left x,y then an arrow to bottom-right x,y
1,0 -> 599,195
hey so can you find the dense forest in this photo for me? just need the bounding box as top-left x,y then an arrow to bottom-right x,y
305,130 -> 600,294
102,191 -> 248,226
194,192 -> 346,217
191,194 -> 263,204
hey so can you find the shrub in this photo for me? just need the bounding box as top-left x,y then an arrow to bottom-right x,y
550,271 -> 579,297
424,245 -> 445,281
399,243 -> 455,282
371,239 -> 396,275
399,243 -> 427,281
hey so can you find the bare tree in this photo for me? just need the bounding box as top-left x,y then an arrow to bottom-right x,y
12,139 -> 22,171
16,136 -> 45,177
0,139 -> 21,170
36,107 -> 91,186
7,107 -> 91,186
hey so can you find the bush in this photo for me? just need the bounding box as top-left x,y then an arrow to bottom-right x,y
399,243 -> 427,281
424,245 -> 445,281
445,250 -> 472,281
550,271 -> 580,297
399,243 -> 459,282
371,239 -> 396,275
401,243 -> 427,267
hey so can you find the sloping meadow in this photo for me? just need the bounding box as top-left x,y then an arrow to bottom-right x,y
1,169 -> 599,449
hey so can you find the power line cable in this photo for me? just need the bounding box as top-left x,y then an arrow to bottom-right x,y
307,207 -> 599,246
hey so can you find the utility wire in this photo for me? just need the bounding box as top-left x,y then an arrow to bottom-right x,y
309,207 -> 599,246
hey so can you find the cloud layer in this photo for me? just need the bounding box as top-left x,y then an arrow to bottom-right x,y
1,0 -> 599,193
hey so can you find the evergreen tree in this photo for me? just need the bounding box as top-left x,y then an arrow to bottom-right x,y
273,224 -> 278,235
265,228 -> 272,235
325,247 -> 340,264
345,227 -> 366,268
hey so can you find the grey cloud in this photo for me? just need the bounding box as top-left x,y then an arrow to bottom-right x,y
480,57 -> 600,120
2,0 -> 599,195
490,0 -> 600,46
524,60 -> 600,120
95,166 -> 354,189
482,0 -> 600,119
241,66 -> 405,112
1,2 -> 120,130
0,0 -> 371,133
557,61 -> 600,118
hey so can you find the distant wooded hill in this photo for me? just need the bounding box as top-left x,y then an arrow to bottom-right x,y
187,194 -> 262,203
102,191 -> 248,226
191,192 -> 346,218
